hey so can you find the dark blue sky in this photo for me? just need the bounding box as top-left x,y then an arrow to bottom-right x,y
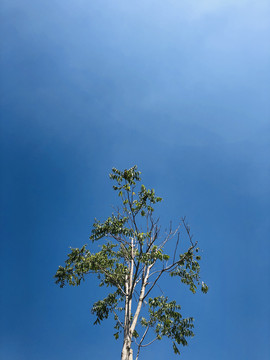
1,1 -> 269,359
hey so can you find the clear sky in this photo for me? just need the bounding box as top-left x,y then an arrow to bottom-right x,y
0,1 -> 269,359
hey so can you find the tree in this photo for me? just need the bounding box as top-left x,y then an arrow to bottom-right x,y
54,166 -> 208,360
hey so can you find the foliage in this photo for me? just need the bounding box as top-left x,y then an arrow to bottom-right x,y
54,166 -> 208,359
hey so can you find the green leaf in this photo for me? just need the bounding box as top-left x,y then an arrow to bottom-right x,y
173,342 -> 180,355
201,282 -> 209,294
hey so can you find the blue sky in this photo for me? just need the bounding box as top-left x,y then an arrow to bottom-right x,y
0,1 -> 269,359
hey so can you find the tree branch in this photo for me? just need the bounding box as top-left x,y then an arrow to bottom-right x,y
113,310 -> 124,329
98,267 -> 127,297
143,242 -> 197,300
140,336 -> 159,347
135,324 -> 150,360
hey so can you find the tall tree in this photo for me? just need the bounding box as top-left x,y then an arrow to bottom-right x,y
54,166 -> 208,360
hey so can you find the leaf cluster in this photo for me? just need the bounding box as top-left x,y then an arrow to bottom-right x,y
54,242 -> 128,290
109,166 -> 162,217
92,290 -> 124,325
170,248 -> 208,294
140,296 -> 194,355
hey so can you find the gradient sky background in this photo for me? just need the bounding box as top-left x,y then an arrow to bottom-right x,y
1,1 -> 270,359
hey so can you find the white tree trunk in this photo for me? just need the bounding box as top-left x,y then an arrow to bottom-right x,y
130,265 -> 152,335
121,338 -> 133,360
122,240 -> 134,360
121,264 -> 152,360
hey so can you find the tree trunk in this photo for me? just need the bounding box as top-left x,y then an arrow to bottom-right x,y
122,241 -> 153,360
122,243 -> 134,360
121,337 -> 133,360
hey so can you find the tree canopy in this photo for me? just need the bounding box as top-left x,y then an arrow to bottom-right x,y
55,166 -> 208,360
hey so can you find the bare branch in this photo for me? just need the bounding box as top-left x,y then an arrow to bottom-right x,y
158,223 -> 181,250
173,232 -> 180,264
143,268 -> 166,300
135,324 -> 150,360
140,336 -> 159,347
181,217 -> 195,246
